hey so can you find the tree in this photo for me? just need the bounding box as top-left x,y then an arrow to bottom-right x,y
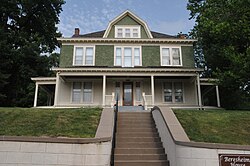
187,0 -> 250,109
0,0 -> 64,107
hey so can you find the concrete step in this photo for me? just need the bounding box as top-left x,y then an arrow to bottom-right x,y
115,148 -> 165,154
116,142 -> 163,148
117,128 -> 157,132
114,154 -> 167,160
116,132 -> 159,137
117,124 -> 156,128
114,160 -> 170,166
116,137 -> 161,142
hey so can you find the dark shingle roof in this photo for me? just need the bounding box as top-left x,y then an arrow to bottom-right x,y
72,30 -> 178,39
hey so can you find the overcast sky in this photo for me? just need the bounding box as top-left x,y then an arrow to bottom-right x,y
57,0 -> 195,37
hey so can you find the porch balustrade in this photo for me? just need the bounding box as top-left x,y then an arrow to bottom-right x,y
142,92 -> 152,110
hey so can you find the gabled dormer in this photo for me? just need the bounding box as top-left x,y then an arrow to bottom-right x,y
103,10 -> 153,39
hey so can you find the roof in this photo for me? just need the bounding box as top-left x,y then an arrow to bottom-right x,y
72,30 -> 177,39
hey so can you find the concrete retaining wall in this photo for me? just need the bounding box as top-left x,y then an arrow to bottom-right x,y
0,108 -> 114,166
152,106 -> 250,166
0,141 -> 111,166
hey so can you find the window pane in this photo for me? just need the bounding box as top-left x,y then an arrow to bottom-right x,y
162,48 -> 170,65
136,82 -> 141,101
115,82 -> 120,101
124,48 -> 132,67
83,82 -> 92,102
75,47 -> 83,65
72,82 -> 81,103
164,82 -> 172,102
115,48 -> 122,66
117,28 -> 123,38
172,48 -> 180,65
133,28 -> 138,37
134,48 -> 140,66
125,28 -> 130,37
174,82 -> 183,102
85,47 -> 93,65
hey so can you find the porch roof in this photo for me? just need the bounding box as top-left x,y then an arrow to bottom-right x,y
200,78 -> 219,85
53,67 -> 203,77
31,77 -> 56,84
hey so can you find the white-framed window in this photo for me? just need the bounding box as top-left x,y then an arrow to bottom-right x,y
114,46 -> 142,67
163,82 -> 183,103
135,82 -> 141,101
161,46 -> 182,66
72,82 -> 93,103
115,82 -> 121,101
73,46 -> 95,66
115,26 -> 141,38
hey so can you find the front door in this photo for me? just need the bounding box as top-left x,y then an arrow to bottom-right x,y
123,82 -> 133,106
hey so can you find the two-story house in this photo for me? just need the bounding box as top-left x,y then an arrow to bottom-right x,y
32,10 -> 220,109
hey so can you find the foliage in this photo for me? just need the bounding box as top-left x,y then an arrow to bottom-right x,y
174,109 -> 250,145
0,0 -> 64,107
0,107 -> 102,138
187,0 -> 250,108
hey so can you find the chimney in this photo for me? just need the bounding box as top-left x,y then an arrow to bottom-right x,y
74,28 -> 80,36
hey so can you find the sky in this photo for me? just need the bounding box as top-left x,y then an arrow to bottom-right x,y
57,0 -> 195,37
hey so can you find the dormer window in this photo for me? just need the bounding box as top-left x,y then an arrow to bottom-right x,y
115,26 -> 141,38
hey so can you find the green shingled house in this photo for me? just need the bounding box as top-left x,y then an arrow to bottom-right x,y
32,10 -> 221,109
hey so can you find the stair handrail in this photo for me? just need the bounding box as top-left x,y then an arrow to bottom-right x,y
110,95 -> 118,166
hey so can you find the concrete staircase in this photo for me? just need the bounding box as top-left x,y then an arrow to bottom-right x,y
114,112 -> 169,166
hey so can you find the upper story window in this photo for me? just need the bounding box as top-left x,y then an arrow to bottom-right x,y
161,46 -> 182,66
115,26 -> 141,38
73,46 -> 95,66
114,46 -> 142,67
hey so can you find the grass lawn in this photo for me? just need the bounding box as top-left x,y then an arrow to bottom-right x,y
0,107 -> 102,138
173,109 -> 250,145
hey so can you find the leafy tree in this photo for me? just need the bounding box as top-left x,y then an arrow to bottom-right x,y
0,0 -> 64,107
188,0 -> 250,109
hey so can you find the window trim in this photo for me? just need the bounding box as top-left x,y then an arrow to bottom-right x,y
73,46 -> 95,66
115,25 -> 141,38
114,46 -> 142,67
71,82 -> 94,104
160,46 -> 182,66
162,81 -> 184,103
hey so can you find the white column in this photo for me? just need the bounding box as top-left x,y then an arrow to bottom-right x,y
216,85 -> 221,107
54,72 -> 60,107
33,83 -> 38,107
197,74 -> 202,108
151,75 -> 155,106
102,75 -> 106,106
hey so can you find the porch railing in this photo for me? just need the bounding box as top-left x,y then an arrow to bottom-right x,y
105,92 -> 115,107
142,92 -> 152,110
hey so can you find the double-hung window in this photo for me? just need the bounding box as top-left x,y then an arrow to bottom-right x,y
163,82 -> 183,103
115,26 -> 141,38
73,46 -> 95,65
114,46 -> 141,67
161,47 -> 182,66
72,82 -> 93,103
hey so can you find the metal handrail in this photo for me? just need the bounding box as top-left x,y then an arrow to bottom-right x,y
110,96 -> 118,166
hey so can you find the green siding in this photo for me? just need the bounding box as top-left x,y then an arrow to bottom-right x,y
95,45 -> 114,67
181,46 -> 195,68
60,45 -> 73,67
142,46 -> 160,67
107,15 -> 149,39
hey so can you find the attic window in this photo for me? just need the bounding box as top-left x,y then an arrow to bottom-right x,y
115,26 -> 141,38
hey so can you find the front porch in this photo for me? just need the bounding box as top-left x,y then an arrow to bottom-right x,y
32,67 -> 216,109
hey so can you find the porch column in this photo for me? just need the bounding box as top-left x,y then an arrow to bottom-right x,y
102,75 -> 106,106
151,75 -> 155,106
33,83 -> 38,107
216,85 -> 221,107
197,74 -> 202,107
54,72 -> 60,107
